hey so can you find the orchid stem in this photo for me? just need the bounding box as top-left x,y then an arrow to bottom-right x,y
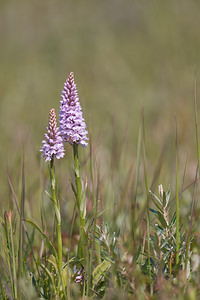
50,158 -> 62,273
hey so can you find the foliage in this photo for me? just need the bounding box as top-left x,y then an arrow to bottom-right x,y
1,2 -> 200,296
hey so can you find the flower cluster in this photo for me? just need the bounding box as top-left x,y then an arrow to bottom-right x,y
41,108 -> 65,161
41,72 -> 88,161
59,72 -> 88,146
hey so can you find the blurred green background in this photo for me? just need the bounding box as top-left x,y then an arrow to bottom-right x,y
1,0 -> 200,216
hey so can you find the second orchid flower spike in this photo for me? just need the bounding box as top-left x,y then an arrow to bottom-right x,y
59,72 -> 88,146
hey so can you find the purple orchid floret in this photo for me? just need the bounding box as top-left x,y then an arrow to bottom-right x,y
59,72 -> 89,147
41,108 -> 65,162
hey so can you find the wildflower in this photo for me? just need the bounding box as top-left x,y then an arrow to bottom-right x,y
59,72 -> 88,146
72,265 -> 85,284
41,108 -> 65,161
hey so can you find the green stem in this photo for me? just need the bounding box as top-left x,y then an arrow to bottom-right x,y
4,215 -> 14,298
194,75 -> 200,179
73,144 -> 84,225
175,119 -> 180,265
132,125 -> 141,246
90,140 -> 101,265
142,111 -> 153,295
73,144 -> 83,213
73,143 -> 86,261
9,216 -> 18,299
57,222 -> 62,272
144,152 -> 152,294
50,159 -> 62,273
175,152 -> 180,265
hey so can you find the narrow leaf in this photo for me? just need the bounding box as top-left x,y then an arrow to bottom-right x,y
92,260 -> 111,287
24,219 -> 57,258
157,211 -> 167,229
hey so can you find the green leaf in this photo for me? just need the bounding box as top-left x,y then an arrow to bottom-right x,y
85,200 -> 105,232
24,219 -> 57,258
45,190 -> 56,205
62,257 -> 75,269
48,255 -> 58,271
135,244 -> 142,263
163,191 -> 166,207
157,211 -> 168,229
77,227 -> 87,263
149,208 -> 158,215
92,260 -> 111,287
165,190 -> 171,208
40,263 -> 57,292
61,267 -> 67,290
70,180 -> 77,199
151,196 -> 163,213
149,190 -> 162,206
170,211 -> 176,227
160,235 -> 171,250
80,180 -> 87,220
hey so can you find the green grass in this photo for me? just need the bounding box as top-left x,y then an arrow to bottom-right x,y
1,91 -> 200,299
1,1 -> 200,299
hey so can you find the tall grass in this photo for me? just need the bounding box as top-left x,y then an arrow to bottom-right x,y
0,80 -> 200,300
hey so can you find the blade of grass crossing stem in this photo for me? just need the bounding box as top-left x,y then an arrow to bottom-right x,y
24,219 -> 57,257
175,117 -> 180,265
142,110 -> 153,295
194,74 -> 200,178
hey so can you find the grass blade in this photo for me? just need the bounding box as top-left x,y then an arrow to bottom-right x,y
175,117 -> 180,265
24,219 -> 57,258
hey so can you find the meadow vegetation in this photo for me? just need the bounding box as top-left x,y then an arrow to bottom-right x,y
1,1 -> 200,299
